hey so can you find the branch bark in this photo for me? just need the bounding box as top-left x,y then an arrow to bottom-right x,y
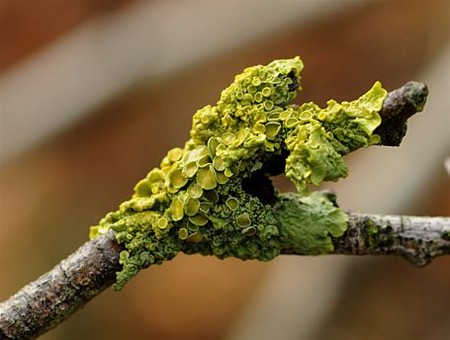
281,213 -> 450,266
2,81 -> 446,340
0,231 -> 122,340
375,81 -> 428,146
332,214 -> 450,266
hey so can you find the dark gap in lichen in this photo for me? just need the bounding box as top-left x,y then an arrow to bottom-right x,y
242,171 -> 276,206
287,71 -> 300,92
261,149 -> 288,176
241,149 -> 289,205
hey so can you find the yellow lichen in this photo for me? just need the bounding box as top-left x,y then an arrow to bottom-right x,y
90,57 -> 387,290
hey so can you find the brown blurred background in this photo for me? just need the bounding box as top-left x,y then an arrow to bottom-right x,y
0,1 -> 449,339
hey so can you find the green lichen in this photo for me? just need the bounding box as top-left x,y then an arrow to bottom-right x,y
275,192 -> 348,254
285,81 -> 385,192
89,57 -> 387,290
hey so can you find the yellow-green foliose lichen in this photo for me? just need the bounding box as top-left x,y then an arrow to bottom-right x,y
89,57 -> 387,290
275,191 -> 348,254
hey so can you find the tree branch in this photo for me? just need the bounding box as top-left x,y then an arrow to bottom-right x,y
333,213 -> 450,266
282,211 -> 450,266
2,81 -> 447,340
1,212 -> 448,339
0,231 -> 122,340
375,81 -> 428,146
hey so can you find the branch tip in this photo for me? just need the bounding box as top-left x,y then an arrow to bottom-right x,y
376,81 -> 428,146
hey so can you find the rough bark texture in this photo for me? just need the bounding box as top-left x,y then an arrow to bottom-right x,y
375,81 -> 428,146
0,231 -> 123,340
278,212 -> 450,266
333,214 -> 450,266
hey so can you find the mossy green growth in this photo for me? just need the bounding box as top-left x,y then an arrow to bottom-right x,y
89,57 -> 387,290
275,192 -> 348,254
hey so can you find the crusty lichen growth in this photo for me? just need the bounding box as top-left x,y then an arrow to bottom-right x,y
90,57 -> 387,290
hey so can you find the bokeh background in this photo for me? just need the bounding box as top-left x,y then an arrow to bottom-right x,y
1,1 -> 449,339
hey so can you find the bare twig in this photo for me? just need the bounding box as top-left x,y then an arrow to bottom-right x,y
0,232 -> 122,340
375,81 -> 428,146
332,213 -> 450,266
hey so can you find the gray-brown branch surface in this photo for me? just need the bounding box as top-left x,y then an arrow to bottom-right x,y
2,82 -> 449,340
0,232 -> 122,340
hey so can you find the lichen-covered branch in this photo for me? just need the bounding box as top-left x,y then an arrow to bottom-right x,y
1,212 -> 448,339
0,231 -> 122,340
91,58 -> 425,291
278,193 -> 450,266
0,57 -> 442,339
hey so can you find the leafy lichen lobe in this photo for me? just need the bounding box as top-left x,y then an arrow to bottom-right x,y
90,57 -> 387,289
276,192 -> 348,254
